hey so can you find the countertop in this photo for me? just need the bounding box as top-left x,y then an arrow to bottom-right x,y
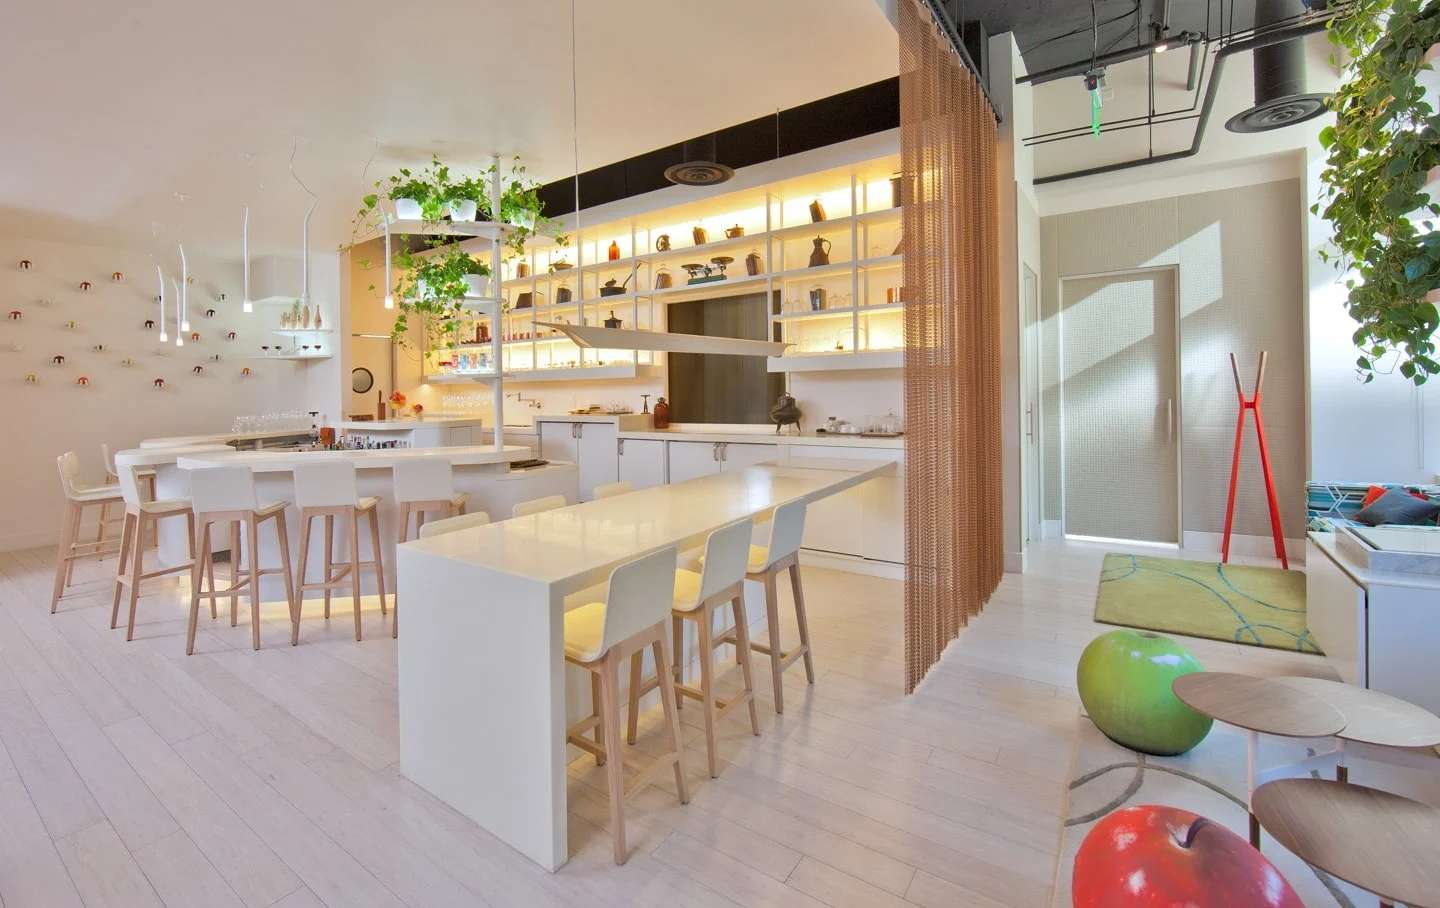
1309,530 -> 1440,592
340,417 -> 484,431
616,428 -> 903,449
139,429 -> 311,449
115,444 -> 233,467
176,445 -> 534,473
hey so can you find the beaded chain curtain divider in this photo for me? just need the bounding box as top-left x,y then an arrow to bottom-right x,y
899,0 -> 1003,694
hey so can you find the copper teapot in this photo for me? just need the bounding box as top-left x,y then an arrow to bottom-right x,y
808,237 -> 832,268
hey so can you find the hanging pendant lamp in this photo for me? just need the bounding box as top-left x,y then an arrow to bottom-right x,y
155,265 -> 168,343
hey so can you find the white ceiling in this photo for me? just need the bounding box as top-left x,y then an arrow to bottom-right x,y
0,0 -> 899,259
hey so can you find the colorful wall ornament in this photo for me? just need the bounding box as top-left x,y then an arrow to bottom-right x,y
111,271 -> 124,282
24,372 -> 38,383
50,354 -> 65,365
240,366 -> 252,377
152,377 -> 166,389
191,365 -> 204,375
78,281 -> 92,292
76,376 -> 90,387
7,310 -> 20,321
17,260 -> 32,271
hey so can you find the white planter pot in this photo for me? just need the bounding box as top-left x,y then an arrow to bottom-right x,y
508,210 -> 536,231
415,279 -> 429,299
462,274 -> 491,297
394,198 -> 423,220
449,199 -> 478,222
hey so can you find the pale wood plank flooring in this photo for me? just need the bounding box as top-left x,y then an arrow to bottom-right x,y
0,536 -> 1324,907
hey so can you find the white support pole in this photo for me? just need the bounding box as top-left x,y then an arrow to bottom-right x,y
490,154 -> 504,452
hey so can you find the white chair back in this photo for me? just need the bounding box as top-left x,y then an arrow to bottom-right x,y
593,480 -> 634,500
763,499 -> 808,567
598,546 -> 678,655
56,452 -> 84,499
100,442 -> 117,475
419,510 -> 492,539
697,517 -> 754,603
513,494 -> 566,518
393,458 -> 455,504
188,466 -> 258,515
112,453 -> 148,507
293,460 -> 359,509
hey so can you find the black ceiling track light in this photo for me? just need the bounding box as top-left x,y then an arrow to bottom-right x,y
663,135 -> 735,187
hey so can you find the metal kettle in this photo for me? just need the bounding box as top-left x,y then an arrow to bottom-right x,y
808,237 -> 832,268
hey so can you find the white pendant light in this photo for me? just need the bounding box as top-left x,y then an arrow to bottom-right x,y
242,206 -> 253,313
172,279 -> 184,346
177,242 -> 190,333
155,264 -> 168,343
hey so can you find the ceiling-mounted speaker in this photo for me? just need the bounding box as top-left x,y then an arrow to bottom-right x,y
1225,0 -> 1330,133
663,134 -> 734,186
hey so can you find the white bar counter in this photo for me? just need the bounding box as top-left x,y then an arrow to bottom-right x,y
338,416 -> 485,448
395,457 -> 895,871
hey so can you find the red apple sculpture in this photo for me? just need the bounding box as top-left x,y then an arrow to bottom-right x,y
1073,806 -> 1301,907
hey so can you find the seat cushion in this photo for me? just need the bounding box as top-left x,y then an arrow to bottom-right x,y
699,544 -> 770,574
71,483 -> 122,502
673,568 -> 704,612
357,496 -> 381,512
256,501 -> 288,518
140,498 -> 190,515
563,601 -> 607,663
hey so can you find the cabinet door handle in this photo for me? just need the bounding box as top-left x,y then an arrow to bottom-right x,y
617,438 -> 624,455
1025,404 -> 1034,441
573,422 -> 581,439
712,442 -> 720,462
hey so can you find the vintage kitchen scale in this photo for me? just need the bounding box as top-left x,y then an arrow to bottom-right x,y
681,256 -> 734,285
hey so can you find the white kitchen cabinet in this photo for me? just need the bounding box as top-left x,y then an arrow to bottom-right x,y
668,441 -> 722,483
537,420 -> 579,465
718,442 -> 780,472
618,438 -> 666,489
787,444 -> 904,563
446,426 -> 478,446
537,419 -> 618,501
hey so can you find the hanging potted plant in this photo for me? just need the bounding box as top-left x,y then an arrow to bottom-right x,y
390,246 -> 488,349
493,157 -> 566,256
448,175 -> 485,222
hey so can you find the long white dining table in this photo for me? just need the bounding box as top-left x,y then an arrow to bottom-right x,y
395,457 -> 897,871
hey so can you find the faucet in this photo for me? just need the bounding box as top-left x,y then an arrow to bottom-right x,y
508,391 -> 543,410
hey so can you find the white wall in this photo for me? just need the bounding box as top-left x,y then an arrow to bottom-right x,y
1,234 -> 335,550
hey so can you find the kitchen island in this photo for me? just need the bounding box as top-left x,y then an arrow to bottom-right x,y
395,457 -> 896,871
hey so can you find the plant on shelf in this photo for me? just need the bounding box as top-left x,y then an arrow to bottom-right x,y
1316,0 -> 1440,384
390,246 -> 492,350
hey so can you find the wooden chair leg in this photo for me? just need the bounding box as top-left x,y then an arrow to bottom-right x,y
349,512 -> 362,641
202,523 -> 217,620
186,521 -> 209,656
591,673 -> 607,766
696,605 -> 719,778
51,501 -> 80,612
672,613 -> 685,710
323,514 -> 334,619
274,513 -> 299,646
762,570 -> 785,713
247,519 -> 261,651
368,509 -> 387,617
95,499 -> 109,552
789,563 -> 814,683
294,514 -> 312,631
125,516 -> 146,641
731,595 -> 761,736
229,521 -> 242,627
625,650 -> 643,746
652,632 -> 689,804
597,656 -> 628,865
110,512 -> 136,628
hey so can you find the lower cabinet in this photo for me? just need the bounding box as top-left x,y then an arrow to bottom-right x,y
617,438 -> 666,489
718,442 -> 780,471
667,441 -> 721,483
787,444 -> 904,564
538,420 -> 619,501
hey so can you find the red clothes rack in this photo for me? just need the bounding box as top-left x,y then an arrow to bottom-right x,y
1221,351 -> 1288,569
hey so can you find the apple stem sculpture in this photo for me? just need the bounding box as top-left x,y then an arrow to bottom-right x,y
1220,352 -> 1287,569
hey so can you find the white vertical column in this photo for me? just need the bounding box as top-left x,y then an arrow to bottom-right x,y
491,154 -> 505,451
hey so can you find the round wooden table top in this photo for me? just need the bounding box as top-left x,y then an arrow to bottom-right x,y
1253,779 -> 1440,908
1274,676 -> 1440,749
1171,672 -> 1345,738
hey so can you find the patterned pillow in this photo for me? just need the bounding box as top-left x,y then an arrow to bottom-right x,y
1354,488 -> 1440,527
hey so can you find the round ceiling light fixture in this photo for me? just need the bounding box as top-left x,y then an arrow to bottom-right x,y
664,135 -> 734,186
1224,93 -> 1329,133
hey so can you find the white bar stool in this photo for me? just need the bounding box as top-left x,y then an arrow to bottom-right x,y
628,517 -> 761,777
51,452 -> 124,613
593,480 -> 634,500
185,465 -> 298,654
417,510 -> 491,539
110,452 -> 195,640
513,494 -> 566,517
292,461 -> 387,642
716,498 -> 813,714
563,545 -> 689,864
101,443 -> 155,541
390,459 -> 467,639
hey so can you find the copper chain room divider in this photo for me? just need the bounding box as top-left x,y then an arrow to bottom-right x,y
899,0 -> 1002,693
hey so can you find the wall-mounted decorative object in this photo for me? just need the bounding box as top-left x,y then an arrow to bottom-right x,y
217,292 -> 226,303
51,354 -> 65,365
111,271 -> 124,282
7,310 -> 20,321
76,376 -> 90,387
18,260 -> 32,271
240,366 -> 252,378
186,275 -> 196,285
144,319 -> 155,330
92,343 -> 107,353
63,319 -> 78,330
24,372 -> 38,384
209,354 -> 221,362
225,330 -> 237,340
191,365 -> 204,375
36,297 -> 52,308
152,377 -> 166,389
120,357 -> 135,367
204,308 -> 216,319
78,281 -> 92,292
190,331 -> 201,342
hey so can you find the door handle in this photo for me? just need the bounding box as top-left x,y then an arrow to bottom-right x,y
1166,398 -> 1174,445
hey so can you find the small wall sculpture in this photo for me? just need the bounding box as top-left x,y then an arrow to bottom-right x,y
190,331 -> 200,342
63,320 -> 78,330
51,354 -> 65,365
76,375 -> 90,387
144,319 -> 155,329
24,372 -> 38,383
120,357 -> 135,367
78,281 -> 92,292
225,330 -> 237,340
204,308 -> 216,318
92,343 -> 107,353
17,259 -> 32,271
152,377 -> 166,389
111,271 -> 124,282
191,365 -> 204,375
7,310 -> 20,321
36,298 -> 52,308
240,366 -> 252,378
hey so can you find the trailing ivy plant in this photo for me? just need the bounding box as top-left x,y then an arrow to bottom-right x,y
1316,0 -> 1440,384
389,246 -> 491,350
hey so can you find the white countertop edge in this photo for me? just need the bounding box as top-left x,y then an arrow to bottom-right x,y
1307,531 -> 1440,592
175,445 -> 535,473
617,429 -> 903,449
339,417 -> 484,430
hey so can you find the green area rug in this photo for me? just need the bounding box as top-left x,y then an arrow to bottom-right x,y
1095,553 -> 1321,654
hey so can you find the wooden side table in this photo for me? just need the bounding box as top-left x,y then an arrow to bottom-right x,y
1275,676 -> 1440,782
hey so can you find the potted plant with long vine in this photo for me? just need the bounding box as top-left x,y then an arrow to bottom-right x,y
390,246 -> 492,353
1316,0 -> 1440,384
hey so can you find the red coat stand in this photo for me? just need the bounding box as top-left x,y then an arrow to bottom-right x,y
1221,352 -> 1288,569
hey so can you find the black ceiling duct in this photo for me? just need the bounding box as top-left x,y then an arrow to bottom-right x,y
663,134 -> 735,186
1225,0 -> 1330,133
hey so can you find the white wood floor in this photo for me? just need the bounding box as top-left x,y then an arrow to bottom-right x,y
0,534 -> 1328,907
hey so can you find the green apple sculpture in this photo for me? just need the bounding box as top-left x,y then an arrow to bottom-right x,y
1077,629 -> 1212,755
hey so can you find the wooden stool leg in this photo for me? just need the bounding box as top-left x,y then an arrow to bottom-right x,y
51,501 -> 80,612
731,594 -> 761,736
369,509 -> 387,617
110,513 -> 136,628
229,521 -> 241,626
625,650 -> 643,746
592,673 -> 607,766
125,516 -> 146,641
652,633 -> 689,804
762,570 -> 785,714
186,521 -> 209,656
349,512 -> 362,642
323,515 -> 334,619
294,514 -> 312,631
789,563 -> 814,684
202,523 -> 217,619
597,656 -> 628,864
274,513 -> 299,646
247,518 -> 262,651
697,604 -> 719,778
672,614 -> 685,710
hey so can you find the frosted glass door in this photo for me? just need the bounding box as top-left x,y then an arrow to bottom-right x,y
1061,270 -> 1178,543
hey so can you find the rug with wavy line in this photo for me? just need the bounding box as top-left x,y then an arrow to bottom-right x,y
1095,553 -> 1321,654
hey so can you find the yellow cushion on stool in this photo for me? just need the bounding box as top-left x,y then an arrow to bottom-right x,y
564,601 -> 607,663
672,568 -> 704,612
699,544 -> 770,574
